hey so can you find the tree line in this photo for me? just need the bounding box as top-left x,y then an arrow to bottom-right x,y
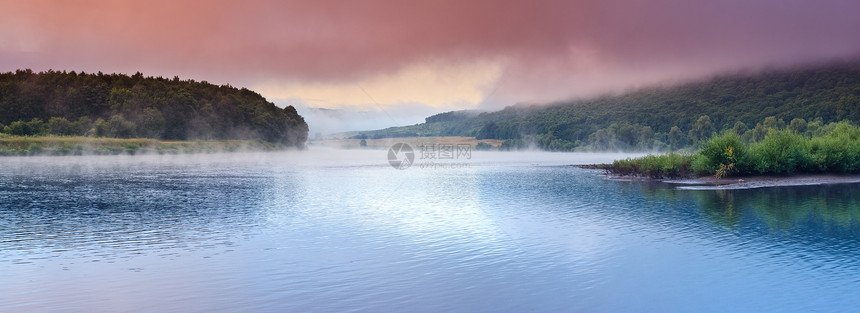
357,62 -> 860,151
0,69 -> 308,146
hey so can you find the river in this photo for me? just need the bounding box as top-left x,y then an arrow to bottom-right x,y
1,149 -> 858,312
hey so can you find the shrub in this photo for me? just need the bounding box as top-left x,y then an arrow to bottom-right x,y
123,142 -> 140,154
47,117 -> 73,135
27,143 -> 43,155
808,122 -> 860,172
608,153 -> 694,178
500,139 -> 527,151
548,139 -> 575,151
475,142 -> 495,151
94,115 -> 137,138
808,136 -> 849,172
7,118 -> 47,136
610,121 -> 860,178
747,130 -> 811,174
692,131 -> 748,177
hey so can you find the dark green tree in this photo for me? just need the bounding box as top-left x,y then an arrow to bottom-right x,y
688,115 -> 715,145
668,126 -> 686,150
789,118 -> 807,133
732,121 -> 748,135
47,117 -> 73,135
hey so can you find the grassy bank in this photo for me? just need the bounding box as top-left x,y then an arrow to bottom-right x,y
605,121 -> 860,178
0,136 -> 286,156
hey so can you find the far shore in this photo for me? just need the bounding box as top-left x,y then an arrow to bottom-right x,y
311,136 -> 504,149
575,164 -> 860,190
0,136 -> 294,156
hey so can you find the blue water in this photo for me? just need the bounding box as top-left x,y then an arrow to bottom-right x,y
1,150 -> 858,312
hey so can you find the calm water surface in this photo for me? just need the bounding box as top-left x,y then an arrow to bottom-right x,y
1,149 -> 859,312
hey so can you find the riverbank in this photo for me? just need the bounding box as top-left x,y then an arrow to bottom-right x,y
576,164 -> 860,190
0,136 -> 288,156
666,174 -> 860,190
587,122 -> 860,183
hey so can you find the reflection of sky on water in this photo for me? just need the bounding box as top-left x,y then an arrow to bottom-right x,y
1,151 -> 859,311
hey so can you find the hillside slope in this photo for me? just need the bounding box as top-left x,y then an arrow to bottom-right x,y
0,70 -> 308,147
356,62 -> 860,151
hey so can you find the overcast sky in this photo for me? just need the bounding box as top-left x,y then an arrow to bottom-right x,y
2,0 -> 859,132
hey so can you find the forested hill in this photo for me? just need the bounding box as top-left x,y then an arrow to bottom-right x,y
355,62 -> 860,151
0,69 -> 308,147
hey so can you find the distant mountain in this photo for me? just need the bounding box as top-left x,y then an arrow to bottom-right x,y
0,69 -> 308,147
355,62 -> 860,151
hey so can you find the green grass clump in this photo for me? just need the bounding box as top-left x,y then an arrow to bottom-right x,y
747,130 -> 810,174
0,136 -> 292,156
27,143 -> 43,155
610,153 -> 694,178
604,120 -> 860,178
808,122 -> 860,172
691,131 -> 747,177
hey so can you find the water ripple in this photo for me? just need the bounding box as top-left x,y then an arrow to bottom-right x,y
1,153 -> 859,311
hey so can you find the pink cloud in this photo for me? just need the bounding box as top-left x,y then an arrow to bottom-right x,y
1,0 -> 858,105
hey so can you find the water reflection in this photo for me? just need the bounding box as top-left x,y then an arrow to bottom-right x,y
2,153 -> 860,312
0,158 -> 299,264
635,182 -> 860,231
630,181 -> 860,265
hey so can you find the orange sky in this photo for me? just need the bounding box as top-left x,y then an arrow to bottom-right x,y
1,0 -> 859,119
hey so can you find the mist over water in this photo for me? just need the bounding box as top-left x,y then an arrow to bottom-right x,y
2,149 -> 859,312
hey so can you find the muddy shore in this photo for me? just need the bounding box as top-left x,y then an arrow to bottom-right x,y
664,174 -> 860,190
575,165 -> 860,190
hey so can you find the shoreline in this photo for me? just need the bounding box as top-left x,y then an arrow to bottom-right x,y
665,174 -> 860,190
574,164 -> 860,190
0,136 -> 297,156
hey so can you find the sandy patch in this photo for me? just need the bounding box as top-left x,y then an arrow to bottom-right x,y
666,174 -> 860,190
